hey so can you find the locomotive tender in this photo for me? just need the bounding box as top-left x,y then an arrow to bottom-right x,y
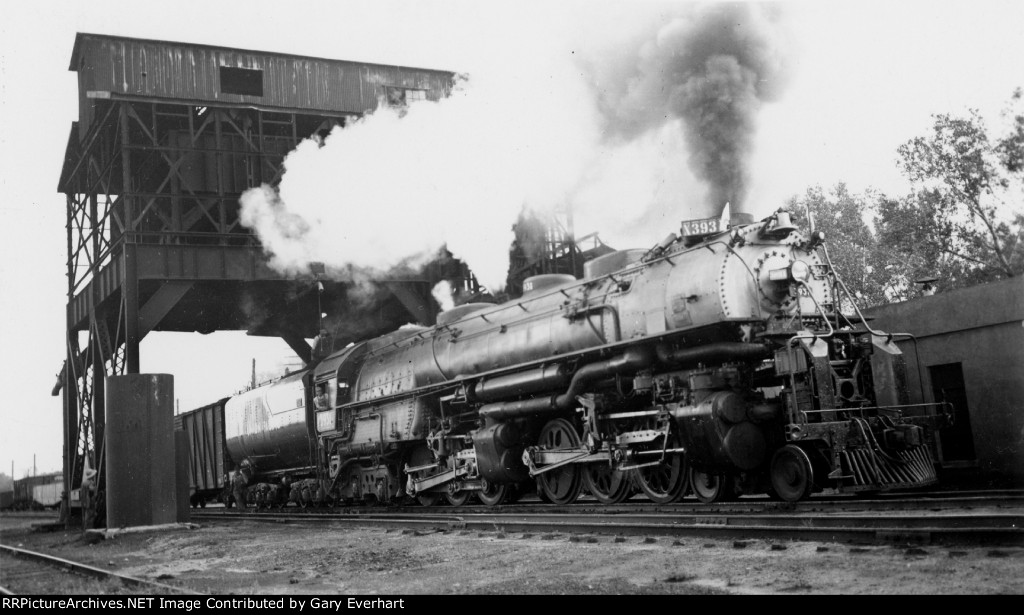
220,209 -> 948,507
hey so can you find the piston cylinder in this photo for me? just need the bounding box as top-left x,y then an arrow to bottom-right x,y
672,391 -> 767,471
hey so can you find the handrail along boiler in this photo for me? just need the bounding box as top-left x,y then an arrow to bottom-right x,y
221,209 -> 949,507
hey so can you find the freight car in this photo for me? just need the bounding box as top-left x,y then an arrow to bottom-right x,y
174,398 -> 234,508
1,473 -> 63,510
200,209 -> 950,507
32,480 -> 62,509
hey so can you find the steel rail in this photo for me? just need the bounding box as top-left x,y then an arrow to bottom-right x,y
188,491 -> 1024,517
0,543 -> 204,595
192,506 -> 1024,546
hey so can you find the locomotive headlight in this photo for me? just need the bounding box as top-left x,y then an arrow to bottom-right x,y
768,260 -> 811,283
789,260 -> 811,283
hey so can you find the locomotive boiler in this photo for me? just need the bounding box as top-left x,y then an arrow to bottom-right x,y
223,209 -> 949,506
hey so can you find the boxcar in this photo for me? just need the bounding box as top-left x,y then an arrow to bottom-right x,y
175,397 -> 233,507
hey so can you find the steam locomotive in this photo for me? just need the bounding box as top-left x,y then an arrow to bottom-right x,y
205,209 -> 949,508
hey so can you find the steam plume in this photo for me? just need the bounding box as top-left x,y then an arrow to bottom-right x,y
431,280 -> 456,312
239,3 -> 791,292
239,47 -> 601,293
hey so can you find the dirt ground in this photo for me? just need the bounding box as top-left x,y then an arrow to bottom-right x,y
2,512 -> 1022,595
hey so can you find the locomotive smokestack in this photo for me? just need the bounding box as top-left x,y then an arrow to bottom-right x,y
721,202 -> 754,227
730,212 -> 755,226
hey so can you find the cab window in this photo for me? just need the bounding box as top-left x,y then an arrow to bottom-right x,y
314,379 -> 337,410
336,381 -> 351,405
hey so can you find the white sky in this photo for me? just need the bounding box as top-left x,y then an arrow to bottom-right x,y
1,0 -> 1022,476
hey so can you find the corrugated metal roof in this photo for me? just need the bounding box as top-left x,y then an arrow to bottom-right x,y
70,33 -> 455,115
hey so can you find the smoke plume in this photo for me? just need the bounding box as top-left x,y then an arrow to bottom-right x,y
239,3 -> 791,292
598,3 -> 790,215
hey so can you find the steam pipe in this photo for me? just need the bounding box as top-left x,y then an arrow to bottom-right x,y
655,342 -> 771,366
471,364 -> 572,403
478,347 -> 655,420
477,396 -> 554,420
553,347 -> 654,408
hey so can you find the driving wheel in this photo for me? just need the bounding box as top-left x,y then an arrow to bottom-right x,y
536,418 -> 584,505
635,436 -> 689,504
583,462 -> 632,504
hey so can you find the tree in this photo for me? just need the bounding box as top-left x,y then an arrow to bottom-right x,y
785,91 -> 1023,306
883,91 -> 1024,291
788,184 -> 908,308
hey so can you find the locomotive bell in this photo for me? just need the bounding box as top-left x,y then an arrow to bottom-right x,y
764,210 -> 797,238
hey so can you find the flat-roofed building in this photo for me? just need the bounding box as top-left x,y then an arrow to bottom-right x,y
866,276 -> 1024,486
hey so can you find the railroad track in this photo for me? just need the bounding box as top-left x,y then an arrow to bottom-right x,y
0,544 -> 204,596
191,492 -> 1024,546
190,487 -> 1024,515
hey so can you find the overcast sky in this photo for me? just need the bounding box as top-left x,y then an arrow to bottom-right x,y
1,0 -> 1022,477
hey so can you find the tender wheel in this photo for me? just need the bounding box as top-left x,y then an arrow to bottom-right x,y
536,418 -> 584,505
690,467 -> 733,503
408,445 -> 441,507
583,462 -> 632,504
770,445 -> 814,503
477,479 -> 509,506
635,441 -> 690,504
